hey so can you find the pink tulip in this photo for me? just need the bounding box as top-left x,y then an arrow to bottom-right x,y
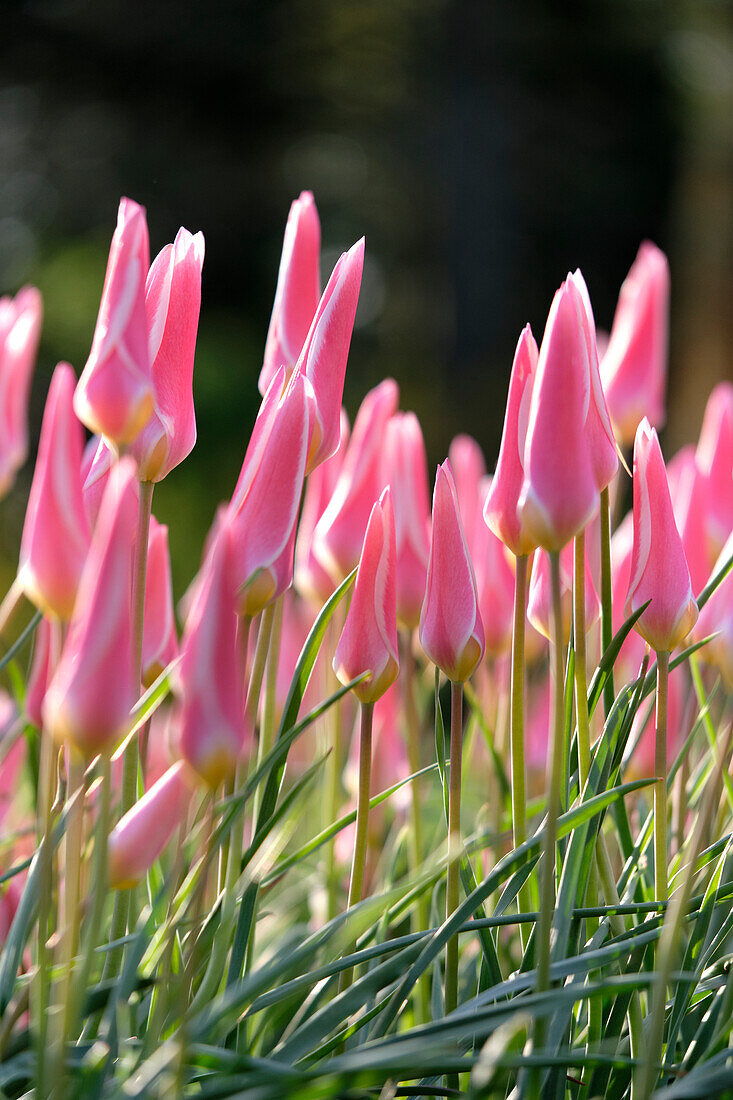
334,488 -> 399,704
420,461 -> 485,682
81,435 -> 114,529
43,458 -> 139,757
625,418 -> 698,653
382,412 -> 431,630
295,238 -> 364,471
25,617 -> 55,730
519,273 -> 617,551
295,408 -> 350,606
474,477 -> 516,657
483,325 -> 539,557
600,242 -> 670,445
18,363 -> 91,620
75,198 -> 154,445
674,455 -> 714,597
229,368 -> 310,618
178,521 -> 250,786
313,378 -> 399,584
0,286 -> 42,498
527,542 -> 600,644
143,518 -> 178,687
696,382 -> 733,559
109,760 -> 192,888
448,434 -> 487,553
260,192 -> 321,395
131,228 -> 205,481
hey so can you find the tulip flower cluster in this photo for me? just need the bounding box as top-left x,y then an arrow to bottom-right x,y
0,192 -> 731,1100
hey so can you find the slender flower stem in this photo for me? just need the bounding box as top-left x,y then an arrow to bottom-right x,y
445,680 -> 464,1094
573,533 -> 592,787
400,631 -> 429,1023
326,610 -> 345,920
599,486 -> 615,719
654,650 -> 670,902
510,554 -> 530,948
249,603 -> 275,826
340,700 -> 374,992
532,550 -> 565,1079
58,757 -> 85,1042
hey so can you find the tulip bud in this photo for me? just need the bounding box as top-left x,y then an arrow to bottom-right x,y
600,242 -> 670,445
696,382 -> 733,560
448,434 -> 486,553
109,761 -> 192,889
143,518 -> 178,687
420,461 -> 485,682
625,418 -> 698,652
229,368 -> 310,618
0,286 -> 43,498
674,455 -> 714,597
382,412 -> 431,630
81,435 -> 114,529
74,198 -> 154,445
178,521 -> 250,786
484,325 -> 538,556
693,532 -> 733,688
43,458 -> 139,757
18,363 -> 91,620
474,477 -> 516,656
131,228 -> 205,482
295,408 -> 350,606
296,238 -> 364,470
313,378 -> 399,584
260,192 -> 321,395
519,273 -> 616,551
334,488 -> 399,704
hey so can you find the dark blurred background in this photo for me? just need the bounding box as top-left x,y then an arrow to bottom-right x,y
1,0 -> 732,594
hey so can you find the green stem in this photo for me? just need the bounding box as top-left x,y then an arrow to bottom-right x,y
600,486 -> 615,719
532,550 -> 565,1079
340,700 -> 374,991
249,603 -> 275,826
326,613 -> 345,921
511,554 -> 530,949
445,680 -> 464,1094
32,730 -> 57,1100
58,757 -> 85,1050
654,651 -> 669,903
401,631 -> 430,1023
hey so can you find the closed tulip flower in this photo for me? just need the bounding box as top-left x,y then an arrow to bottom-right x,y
313,378 -> 399,584
625,418 -> 698,653
600,241 -> 670,445
696,382 -> 733,559
18,363 -> 91,621
0,286 -> 43,499
178,521 -> 250,786
143,518 -> 178,687
475,477 -> 518,657
131,227 -> 205,482
527,542 -> 600,644
484,324 -> 538,557
420,461 -> 485,683
43,458 -> 139,758
109,760 -> 192,889
334,488 -> 399,704
296,238 -> 364,471
260,191 -> 321,395
74,198 -> 154,446
382,412 -> 431,630
229,367 -> 310,618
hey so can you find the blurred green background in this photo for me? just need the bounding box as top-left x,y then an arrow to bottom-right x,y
1,0 -> 732,597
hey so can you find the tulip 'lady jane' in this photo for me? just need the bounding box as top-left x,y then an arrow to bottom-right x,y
334,488 -> 399,704
0,286 -> 42,499
625,418 -> 698,652
296,238 -> 364,471
260,191 -> 321,395
19,363 -> 91,621
600,242 -> 670,445
229,367 -> 310,618
475,477 -> 517,657
483,324 -> 538,557
382,412 -> 431,630
75,198 -> 154,445
313,378 -> 399,583
696,382 -> 733,559
43,459 -> 139,758
143,518 -> 178,687
420,461 -> 485,682
109,760 -> 192,889
178,521 -> 250,786
519,272 -> 617,551
131,227 -> 205,482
